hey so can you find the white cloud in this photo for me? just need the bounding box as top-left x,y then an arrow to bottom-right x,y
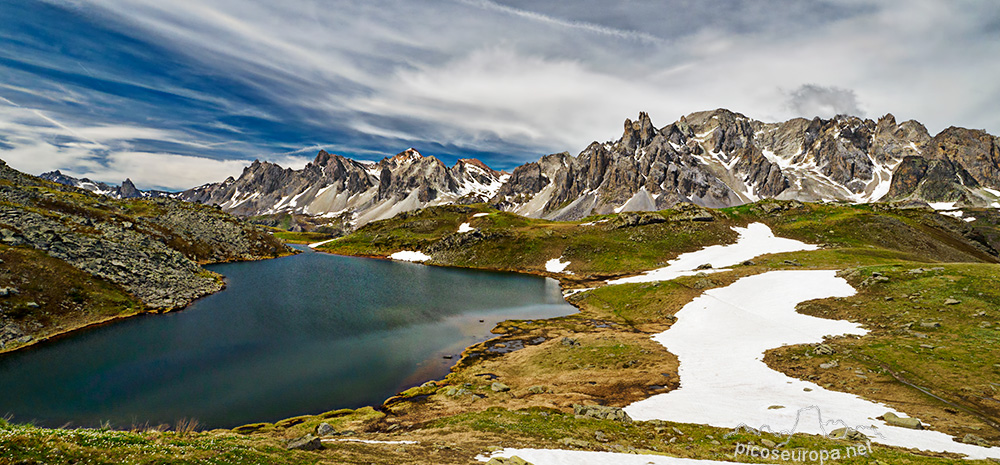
0,102 -> 252,189
14,0 -> 1000,176
99,151 -> 249,189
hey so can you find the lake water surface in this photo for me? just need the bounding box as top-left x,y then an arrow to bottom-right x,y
0,247 -> 575,428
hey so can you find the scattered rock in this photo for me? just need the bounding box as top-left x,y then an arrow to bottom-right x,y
672,203 -> 714,222
883,412 -> 922,429
783,259 -> 802,266
594,430 -> 608,442
814,344 -> 835,355
962,434 -> 991,447
741,260 -> 755,266
920,321 -> 942,329
672,427 -> 684,436
491,382 -> 510,392
286,434 -> 323,451
315,423 -> 335,436
761,438 -> 777,448
0,287 -> 18,297
560,437 -> 589,448
944,298 -> 961,305
612,212 -> 667,228
830,427 -> 868,441
560,337 -> 580,347
695,263 -> 713,270
820,360 -> 839,369
919,344 -> 936,349
486,456 -> 533,465
527,385 -> 548,394
573,404 -> 632,422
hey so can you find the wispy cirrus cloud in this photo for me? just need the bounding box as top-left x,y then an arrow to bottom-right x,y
1,0 -> 998,189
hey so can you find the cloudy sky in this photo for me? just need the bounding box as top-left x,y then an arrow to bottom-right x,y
1,0 -> 998,190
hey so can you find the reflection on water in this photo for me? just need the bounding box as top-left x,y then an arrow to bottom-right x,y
0,247 -> 575,428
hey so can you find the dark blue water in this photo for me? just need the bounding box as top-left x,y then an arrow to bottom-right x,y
0,247 -> 575,428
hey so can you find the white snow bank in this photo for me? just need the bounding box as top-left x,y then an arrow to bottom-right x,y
964,216 -> 976,222
308,238 -> 338,248
545,257 -> 571,273
608,223 -> 817,285
563,287 -> 593,297
928,201 -> 957,211
458,222 -> 474,233
472,212 -> 489,218
940,210 -> 963,218
625,270 -> 1000,460
478,449 -> 750,464
389,250 -> 431,262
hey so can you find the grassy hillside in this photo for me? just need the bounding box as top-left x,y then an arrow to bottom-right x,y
4,198 -> 1000,464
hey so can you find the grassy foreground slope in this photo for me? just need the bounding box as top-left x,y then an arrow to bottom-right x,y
3,200 -> 1000,464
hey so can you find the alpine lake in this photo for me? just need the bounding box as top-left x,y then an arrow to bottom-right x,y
0,246 -> 575,428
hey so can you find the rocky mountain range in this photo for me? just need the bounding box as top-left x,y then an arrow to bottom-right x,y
495,110 -> 1000,220
40,170 -> 174,200
180,148 -> 508,226
46,110 -> 1000,228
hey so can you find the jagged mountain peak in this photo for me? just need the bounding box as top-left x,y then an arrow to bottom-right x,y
390,147 -> 423,162
312,150 -> 334,166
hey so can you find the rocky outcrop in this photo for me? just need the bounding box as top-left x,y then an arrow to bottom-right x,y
0,159 -> 288,311
885,127 -> 1000,206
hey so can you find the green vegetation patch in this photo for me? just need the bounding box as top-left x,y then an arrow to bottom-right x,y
0,419 -> 305,465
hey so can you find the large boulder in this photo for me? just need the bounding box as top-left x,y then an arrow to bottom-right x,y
573,404 -> 632,422
883,412 -> 922,429
286,434 -> 323,451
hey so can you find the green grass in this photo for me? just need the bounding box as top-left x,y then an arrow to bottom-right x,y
0,244 -> 141,352
268,230 -> 335,244
0,419 -> 308,465
428,407 -> 979,464
322,204 -> 736,276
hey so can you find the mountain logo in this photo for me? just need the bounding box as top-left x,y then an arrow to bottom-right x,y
724,405 -> 883,447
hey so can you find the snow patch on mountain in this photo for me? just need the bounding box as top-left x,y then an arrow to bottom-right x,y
389,250 -> 431,262
608,223 -> 817,285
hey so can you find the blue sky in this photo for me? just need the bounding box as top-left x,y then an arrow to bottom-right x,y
1,0 -> 998,190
